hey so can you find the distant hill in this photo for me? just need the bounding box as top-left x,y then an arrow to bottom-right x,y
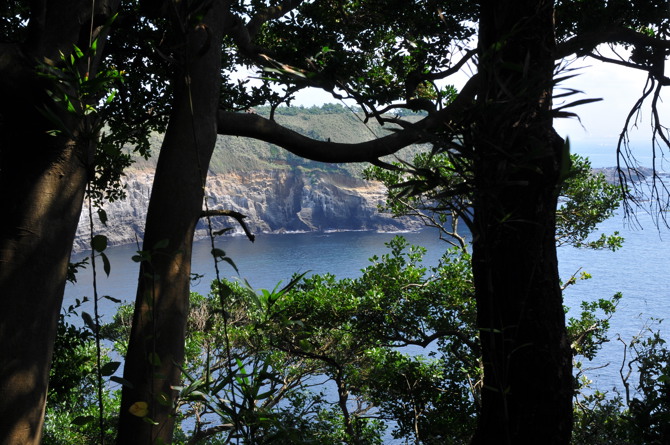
130,103 -> 426,176
74,105 -> 427,251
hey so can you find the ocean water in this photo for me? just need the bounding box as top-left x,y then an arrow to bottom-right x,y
65,211 -> 670,394
65,228 -> 450,317
62,140 -> 670,438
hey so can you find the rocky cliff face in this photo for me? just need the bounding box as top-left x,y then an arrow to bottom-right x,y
73,167 -> 420,252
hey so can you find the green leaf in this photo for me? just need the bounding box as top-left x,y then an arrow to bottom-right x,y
153,239 -> 169,250
81,311 -> 97,332
97,208 -> 108,225
100,361 -> 121,376
143,417 -> 159,426
103,295 -> 122,303
148,352 -> 161,366
220,256 -> 239,274
185,390 -> 207,401
71,415 -> 95,426
110,376 -> 134,389
211,248 -> 226,258
156,391 -> 171,406
65,98 -> 76,114
100,252 -> 111,277
91,234 -> 107,252
105,90 -> 117,104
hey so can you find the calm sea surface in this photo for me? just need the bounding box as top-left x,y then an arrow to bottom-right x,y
65,210 -> 670,397
62,144 -> 670,438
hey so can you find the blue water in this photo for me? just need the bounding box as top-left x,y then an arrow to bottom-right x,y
66,229 -> 449,316
65,211 -> 670,395
60,140 -> 670,440
559,210 -> 670,393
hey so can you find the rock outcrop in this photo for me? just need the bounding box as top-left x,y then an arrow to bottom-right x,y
73,167 -> 420,252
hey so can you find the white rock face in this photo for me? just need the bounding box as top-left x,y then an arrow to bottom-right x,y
73,168 -> 420,252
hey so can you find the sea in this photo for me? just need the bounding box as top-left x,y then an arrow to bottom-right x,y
65,210 -> 670,394
62,142 -> 670,438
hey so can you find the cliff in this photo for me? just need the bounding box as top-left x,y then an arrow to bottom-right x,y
73,106 -> 426,252
73,167 -> 420,252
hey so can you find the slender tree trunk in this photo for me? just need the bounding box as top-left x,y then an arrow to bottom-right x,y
116,3 -> 225,443
0,3 -> 117,443
470,1 -> 573,443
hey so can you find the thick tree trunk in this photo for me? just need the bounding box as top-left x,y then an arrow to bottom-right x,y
116,3 -> 225,444
470,1 -> 573,443
0,125 -> 90,445
0,3 -> 117,443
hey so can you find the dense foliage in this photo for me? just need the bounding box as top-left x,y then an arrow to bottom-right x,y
45,148 -> 670,444
50,236 -> 670,444
3,1 -> 670,443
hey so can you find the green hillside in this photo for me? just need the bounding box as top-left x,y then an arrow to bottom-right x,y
129,104 -> 427,177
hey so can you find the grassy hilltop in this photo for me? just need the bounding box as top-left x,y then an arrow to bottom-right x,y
131,103 -> 425,177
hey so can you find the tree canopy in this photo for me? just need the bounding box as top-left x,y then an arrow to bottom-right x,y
2,1 -> 670,444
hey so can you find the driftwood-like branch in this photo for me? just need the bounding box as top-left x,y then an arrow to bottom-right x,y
200,209 -> 255,242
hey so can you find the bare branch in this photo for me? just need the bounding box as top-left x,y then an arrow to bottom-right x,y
200,209 -> 255,242
587,51 -> 670,85
216,75 -> 479,163
615,70 -> 670,225
424,48 -> 478,82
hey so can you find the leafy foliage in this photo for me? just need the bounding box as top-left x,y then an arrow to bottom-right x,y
44,314 -> 119,444
366,151 -> 623,251
557,155 -> 623,250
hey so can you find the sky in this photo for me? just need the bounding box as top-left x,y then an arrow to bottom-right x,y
281,50 -> 670,169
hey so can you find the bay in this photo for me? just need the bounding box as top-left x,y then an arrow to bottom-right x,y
64,209 -> 670,405
65,229 -> 450,321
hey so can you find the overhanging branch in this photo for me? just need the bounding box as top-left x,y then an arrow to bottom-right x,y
555,27 -> 670,60
200,209 -> 255,242
216,75 -> 479,163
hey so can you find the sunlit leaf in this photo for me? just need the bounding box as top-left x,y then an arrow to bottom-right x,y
129,401 -> 149,418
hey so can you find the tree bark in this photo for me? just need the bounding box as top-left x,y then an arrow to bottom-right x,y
0,116 -> 89,445
0,2 -> 117,443
470,1 -> 573,443
116,2 -> 225,443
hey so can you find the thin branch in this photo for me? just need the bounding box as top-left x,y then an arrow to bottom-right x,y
616,75 -> 655,220
424,48 -> 478,82
587,52 -> 670,85
200,209 -> 255,242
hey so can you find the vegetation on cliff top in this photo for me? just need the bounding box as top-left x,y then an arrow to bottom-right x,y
131,104 -> 425,177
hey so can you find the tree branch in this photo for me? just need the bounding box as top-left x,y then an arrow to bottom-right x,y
555,27 -> 670,60
216,75 -> 479,163
586,51 -> 670,85
246,0 -> 304,38
200,209 -> 255,242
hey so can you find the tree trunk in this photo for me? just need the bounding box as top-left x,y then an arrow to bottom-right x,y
116,3 -> 225,443
0,123 -> 90,445
0,3 -> 117,443
469,1 -> 573,443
